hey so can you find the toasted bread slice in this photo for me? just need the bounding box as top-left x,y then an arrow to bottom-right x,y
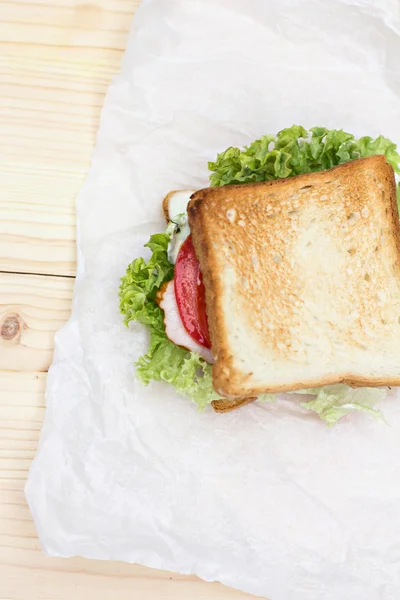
188,155 -> 400,397
161,190 -> 256,412
211,396 -> 256,413
163,190 -> 197,222
162,190 -> 178,222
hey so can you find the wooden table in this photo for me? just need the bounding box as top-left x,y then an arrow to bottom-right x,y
0,1 -> 254,598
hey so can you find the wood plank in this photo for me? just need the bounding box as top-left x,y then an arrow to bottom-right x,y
0,272 -> 74,372
0,0 -> 139,276
0,371 -> 254,600
2,0 -> 137,15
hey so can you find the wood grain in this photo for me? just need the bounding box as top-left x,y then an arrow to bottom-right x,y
0,0 -> 140,276
0,272 -> 74,372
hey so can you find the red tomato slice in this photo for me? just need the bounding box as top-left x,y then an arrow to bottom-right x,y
174,236 -> 211,349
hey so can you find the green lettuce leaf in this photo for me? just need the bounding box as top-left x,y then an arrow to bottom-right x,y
208,125 -> 400,205
119,231 -> 173,328
137,336 -> 220,409
292,385 -> 388,427
119,229 -> 221,409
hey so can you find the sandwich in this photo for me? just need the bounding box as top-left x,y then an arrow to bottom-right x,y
120,125 -> 400,425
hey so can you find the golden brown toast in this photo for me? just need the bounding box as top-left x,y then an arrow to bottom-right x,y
188,156 -> 400,398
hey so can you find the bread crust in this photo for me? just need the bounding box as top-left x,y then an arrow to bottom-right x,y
161,191 -> 255,412
162,190 -> 179,222
188,156 -> 400,397
211,396 -> 256,413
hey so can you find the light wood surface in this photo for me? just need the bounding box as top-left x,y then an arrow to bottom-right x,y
0,1 -> 255,598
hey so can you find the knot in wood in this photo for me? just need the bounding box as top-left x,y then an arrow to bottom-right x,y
1,314 -> 21,341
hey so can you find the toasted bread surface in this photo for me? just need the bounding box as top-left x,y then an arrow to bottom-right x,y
188,156 -> 400,397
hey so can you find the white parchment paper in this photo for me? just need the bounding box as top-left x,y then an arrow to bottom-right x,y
26,1 -> 400,598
